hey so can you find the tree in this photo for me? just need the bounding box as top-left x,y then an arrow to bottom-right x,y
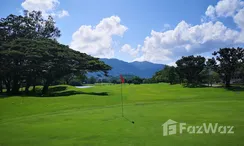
0,10 -> 60,44
239,64 -> 244,84
89,77 -> 96,84
0,38 -> 111,95
132,76 -> 143,84
152,66 -> 170,83
0,11 -> 112,95
127,80 -> 132,85
152,65 -> 179,84
143,78 -> 154,84
212,48 -> 244,87
63,73 -> 76,85
101,78 -> 109,83
0,11 -> 61,94
176,55 -> 205,86
0,39 -> 29,94
200,58 -> 220,86
199,67 -> 220,86
168,66 -> 179,85
38,40 -> 111,94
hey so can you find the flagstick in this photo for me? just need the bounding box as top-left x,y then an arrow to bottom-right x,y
119,75 -> 134,124
121,82 -> 124,117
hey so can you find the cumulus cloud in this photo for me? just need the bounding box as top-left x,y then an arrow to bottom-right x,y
162,23 -> 171,31
204,0 -> 244,43
205,0 -> 244,18
215,0 -> 244,17
167,61 -> 177,67
52,10 -> 69,18
120,44 -> 140,57
132,0 -> 244,64
234,8 -> 244,29
134,20 -> 241,63
234,8 -> 244,42
205,5 -> 216,19
70,16 -> 127,58
21,0 -> 69,18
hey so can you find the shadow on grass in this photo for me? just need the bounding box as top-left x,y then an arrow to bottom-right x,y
182,84 -> 209,88
181,83 -> 244,92
0,94 -> 8,98
48,86 -> 67,92
0,85 -> 108,98
225,86 -> 244,92
48,91 -> 109,97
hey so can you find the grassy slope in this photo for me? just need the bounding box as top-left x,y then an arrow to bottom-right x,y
0,84 -> 244,146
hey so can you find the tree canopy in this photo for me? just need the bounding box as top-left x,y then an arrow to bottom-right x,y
152,48 -> 243,87
211,48 -> 244,87
0,11 -> 111,95
176,55 -> 205,86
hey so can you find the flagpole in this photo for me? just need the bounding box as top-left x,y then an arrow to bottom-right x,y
121,81 -> 123,117
119,74 -> 134,124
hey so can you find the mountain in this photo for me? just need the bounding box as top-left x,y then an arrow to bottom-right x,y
100,58 -> 165,78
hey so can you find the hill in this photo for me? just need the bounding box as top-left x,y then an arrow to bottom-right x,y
100,58 -> 165,78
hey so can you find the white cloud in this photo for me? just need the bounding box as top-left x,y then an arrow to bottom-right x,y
70,16 -> 127,58
204,0 -> 244,43
134,20 -> 241,64
21,0 -> 69,18
234,8 -> 244,42
131,0 -> 244,64
162,24 -> 171,31
52,10 -> 69,18
205,0 -> 244,19
234,8 -> 244,29
205,5 -> 216,19
215,0 -> 244,17
120,44 -> 140,57
167,61 -> 177,67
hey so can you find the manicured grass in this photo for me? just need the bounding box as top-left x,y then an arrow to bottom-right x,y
0,84 -> 244,146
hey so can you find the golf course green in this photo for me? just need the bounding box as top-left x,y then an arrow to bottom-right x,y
0,84 -> 244,146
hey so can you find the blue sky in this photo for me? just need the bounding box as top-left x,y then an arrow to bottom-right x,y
1,0 -> 244,65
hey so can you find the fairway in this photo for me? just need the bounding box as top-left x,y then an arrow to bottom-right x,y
0,84 -> 244,146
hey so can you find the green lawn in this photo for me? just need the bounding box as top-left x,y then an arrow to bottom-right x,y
0,84 -> 244,146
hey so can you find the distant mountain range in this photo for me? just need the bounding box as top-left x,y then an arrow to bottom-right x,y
98,58 -> 165,78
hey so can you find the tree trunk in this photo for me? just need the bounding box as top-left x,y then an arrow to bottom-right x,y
12,83 -> 20,94
4,79 -> 11,94
0,80 -> 2,93
25,77 -> 31,94
33,85 -> 36,92
225,75 -> 231,87
12,75 -> 20,94
32,76 -> 36,93
25,85 -> 30,94
42,80 -> 51,95
225,81 -> 231,87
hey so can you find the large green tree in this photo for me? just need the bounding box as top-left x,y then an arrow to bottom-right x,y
0,11 -> 111,95
0,39 -> 111,95
0,11 -> 61,94
168,66 -> 179,85
211,48 -> 244,87
152,66 -> 179,84
176,55 -> 205,86
0,10 -> 60,44
152,66 -> 170,83
39,39 -> 111,94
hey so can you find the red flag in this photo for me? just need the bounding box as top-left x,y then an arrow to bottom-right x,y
120,75 -> 125,83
